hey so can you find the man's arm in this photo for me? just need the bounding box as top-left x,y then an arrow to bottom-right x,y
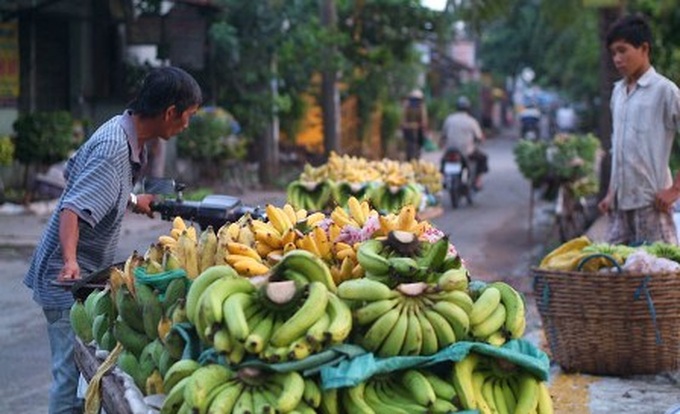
58,208 -> 81,280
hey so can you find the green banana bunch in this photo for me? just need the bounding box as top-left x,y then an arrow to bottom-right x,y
287,180 -> 333,211
467,282 -> 527,344
345,277 -> 473,356
339,369 -> 463,414
451,352 -> 554,414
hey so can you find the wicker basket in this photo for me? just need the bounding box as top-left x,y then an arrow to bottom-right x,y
532,257 -> 680,376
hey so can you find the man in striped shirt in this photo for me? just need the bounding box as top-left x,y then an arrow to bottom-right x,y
24,66 -> 202,413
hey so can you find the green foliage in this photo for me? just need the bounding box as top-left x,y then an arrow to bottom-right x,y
0,135 -> 14,166
177,107 -> 247,161
13,111 -> 74,166
514,133 -> 601,197
380,101 -> 402,144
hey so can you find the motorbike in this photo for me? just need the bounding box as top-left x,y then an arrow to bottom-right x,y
440,147 -> 477,208
53,177 -> 266,299
520,114 -> 541,141
143,177 -> 266,230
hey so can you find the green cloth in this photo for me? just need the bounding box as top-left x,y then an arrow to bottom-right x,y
320,339 -> 550,389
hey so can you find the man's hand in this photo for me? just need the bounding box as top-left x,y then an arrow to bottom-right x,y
58,258 -> 81,281
131,193 -> 156,218
598,192 -> 614,215
655,187 -> 680,213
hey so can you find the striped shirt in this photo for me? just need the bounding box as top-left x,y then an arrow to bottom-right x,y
24,111 -> 146,309
610,67 -> 680,210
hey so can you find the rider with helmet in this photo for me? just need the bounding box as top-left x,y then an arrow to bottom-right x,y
440,96 -> 488,190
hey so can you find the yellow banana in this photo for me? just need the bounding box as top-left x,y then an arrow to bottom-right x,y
330,206 -> 358,228
266,204 -> 293,234
226,242 -> 261,261
172,216 -> 187,232
282,203 -> 299,225
253,229 -> 283,249
348,196 -> 367,226
232,257 -> 271,277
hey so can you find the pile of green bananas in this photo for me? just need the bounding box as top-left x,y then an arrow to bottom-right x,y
161,363 -> 329,414
368,182 -> 423,214
338,276 -> 473,357
340,368 -> 461,413
452,353 -> 554,414
185,251 -> 351,364
286,180 -> 334,212
356,235 -> 457,287
469,282 -> 527,346
70,275 -> 189,394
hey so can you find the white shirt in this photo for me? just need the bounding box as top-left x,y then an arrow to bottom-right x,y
441,111 -> 483,156
610,67 -> 680,210
556,107 -> 576,130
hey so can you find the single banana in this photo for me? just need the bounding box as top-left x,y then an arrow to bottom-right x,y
471,371 -> 493,414
437,268 -> 470,291
278,250 -> 337,292
183,364 -> 233,412
489,281 -> 527,339
431,300 -> 471,341
471,303 -> 506,339
343,382 -> 376,414
197,277 -> 255,329
232,386 -> 254,414
272,371 -> 305,413
377,301 -> 409,357
420,370 -> 456,401
324,292 -> 353,344
363,380 -> 409,414
492,378 -> 510,414
400,305 -> 423,356
361,302 -> 404,351
354,297 -> 402,325
232,257 -> 271,277
185,265 -> 237,325
401,369 -> 436,407
302,377 -> 322,409
206,381 -> 244,414
178,230 -> 200,279
244,311 -> 275,355
536,381 -> 554,414
413,303 -> 439,355
452,353 -> 480,410
430,289 -> 474,314
270,282 -> 329,347
424,307 -> 457,348
356,239 -> 390,275
514,373 -> 540,414
226,242 -> 261,261
337,277 -> 396,301
222,292 -> 255,342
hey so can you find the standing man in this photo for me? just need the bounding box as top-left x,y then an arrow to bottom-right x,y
598,14 -> 680,245
401,89 -> 428,161
440,96 -> 488,190
24,66 -> 202,413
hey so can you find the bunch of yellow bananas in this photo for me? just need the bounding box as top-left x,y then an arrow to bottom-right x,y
329,241 -> 364,284
329,196 -> 377,229
411,159 -> 444,194
376,204 -> 430,237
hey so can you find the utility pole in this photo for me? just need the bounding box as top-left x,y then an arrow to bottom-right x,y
320,0 -> 340,158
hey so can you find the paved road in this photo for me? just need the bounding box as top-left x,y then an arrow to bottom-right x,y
1,130 -> 679,413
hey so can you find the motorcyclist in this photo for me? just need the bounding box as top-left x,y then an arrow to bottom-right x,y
519,102 -> 542,139
440,96 -> 488,190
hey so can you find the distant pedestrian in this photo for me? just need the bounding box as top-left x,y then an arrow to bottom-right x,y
597,14 -> 680,245
401,89 -> 428,161
24,66 -> 202,413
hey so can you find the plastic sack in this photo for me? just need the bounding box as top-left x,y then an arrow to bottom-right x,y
133,267 -> 187,293
320,339 -> 550,390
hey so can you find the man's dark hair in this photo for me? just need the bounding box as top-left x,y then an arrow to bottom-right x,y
606,14 -> 653,51
128,66 -> 202,118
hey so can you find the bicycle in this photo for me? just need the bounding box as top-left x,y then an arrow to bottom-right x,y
555,180 -> 599,242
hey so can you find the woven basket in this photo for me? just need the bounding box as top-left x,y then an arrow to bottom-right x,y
532,255 -> 680,376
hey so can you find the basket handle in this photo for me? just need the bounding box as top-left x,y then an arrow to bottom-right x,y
633,275 -> 662,345
576,253 -> 623,273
